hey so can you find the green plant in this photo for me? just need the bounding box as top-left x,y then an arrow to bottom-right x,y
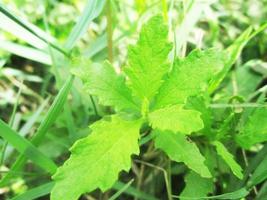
1,0 -> 267,199
49,16 -> 267,200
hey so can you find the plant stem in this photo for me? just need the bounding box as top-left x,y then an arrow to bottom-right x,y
106,0 -> 113,63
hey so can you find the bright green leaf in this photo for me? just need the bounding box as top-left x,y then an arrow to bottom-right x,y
154,48 -> 226,109
72,60 -> 139,112
154,130 -> 211,178
213,141 -> 243,179
124,16 -> 172,101
51,115 -> 142,200
149,104 -> 203,134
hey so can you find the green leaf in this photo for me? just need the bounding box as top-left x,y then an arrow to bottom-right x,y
124,16 -> 172,101
213,141 -> 243,179
0,40 -> 51,65
207,188 -> 249,199
0,75 -> 74,187
0,119 -> 57,174
180,171 -> 213,200
154,130 -> 211,178
154,48 -> 226,109
148,104 -> 203,134
72,60 -> 139,112
256,181 -> 267,200
51,115 -> 142,200
174,188 -> 249,199
248,155 -> 267,187
235,107 -> 267,149
185,96 -> 212,136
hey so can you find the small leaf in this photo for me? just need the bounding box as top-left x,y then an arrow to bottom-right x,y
235,107 -> 267,149
149,104 -> 203,134
154,130 -> 211,178
180,171 -> 213,200
213,141 -> 243,179
155,48 -> 226,109
72,60 -> 140,112
124,16 -> 172,101
51,115 -> 142,200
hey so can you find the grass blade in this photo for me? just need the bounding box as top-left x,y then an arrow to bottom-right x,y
0,3 -> 67,56
209,24 -> 267,93
3,97 -> 50,162
0,85 -> 22,166
247,155 -> 267,188
0,40 -> 52,65
256,181 -> 267,200
0,75 -> 74,186
112,181 -> 159,200
174,0 -> 212,56
30,75 -> 74,144
109,179 -> 134,200
173,188 -> 249,199
0,119 -> 57,174
64,0 -> 106,50
10,182 -> 54,200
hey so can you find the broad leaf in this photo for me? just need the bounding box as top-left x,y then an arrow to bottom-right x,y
213,141 -> 243,179
72,60 -> 139,112
154,48 -> 226,109
235,107 -> 267,149
148,104 -> 203,134
180,171 -> 213,200
154,130 -> 211,178
124,16 -> 172,101
51,115 -> 142,200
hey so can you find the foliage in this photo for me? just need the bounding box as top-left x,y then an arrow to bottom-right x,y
0,0 -> 267,200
